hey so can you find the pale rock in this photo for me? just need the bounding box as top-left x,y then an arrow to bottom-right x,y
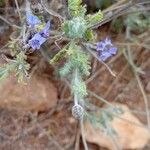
84,103 -> 150,150
0,75 -> 57,112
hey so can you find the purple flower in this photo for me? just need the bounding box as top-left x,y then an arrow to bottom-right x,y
96,38 -> 117,61
26,12 -> 41,28
40,21 -> 50,38
28,33 -> 46,50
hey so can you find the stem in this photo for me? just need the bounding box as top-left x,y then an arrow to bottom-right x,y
14,0 -> 22,22
125,45 -> 150,130
104,114 -> 121,150
73,69 -> 80,105
26,0 -> 31,13
74,94 -> 78,105
80,119 -> 88,150
83,43 -> 116,77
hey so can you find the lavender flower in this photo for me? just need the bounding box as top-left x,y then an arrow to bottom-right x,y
28,33 -> 46,50
40,21 -> 50,38
26,12 -> 41,28
25,13 -> 50,50
96,38 -> 117,61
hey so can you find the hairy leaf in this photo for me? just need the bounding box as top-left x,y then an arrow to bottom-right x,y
86,10 -> 103,27
68,0 -> 86,17
63,17 -> 87,39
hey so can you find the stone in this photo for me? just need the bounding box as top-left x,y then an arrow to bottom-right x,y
0,75 -> 57,112
84,103 -> 150,150
146,81 -> 150,93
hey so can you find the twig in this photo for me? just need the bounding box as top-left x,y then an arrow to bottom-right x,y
104,114 -> 122,150
83,43 -> 116,77
86,99 -> 150,130
124,45 -> 150,130
91,57 -> 98,75
29,112 -> 65,150
90,0 -> 138,29
86,53 -> 122,84
40,0 -> 65,22
74,128 -> 80,150
88,90 -> 121,111
54,37 -> 63,50
14,0 -> 22,22
80,119 -> 88,150
0,15 -> 21,29
116,42 -> 150,50
104,64 -> 128,98
113,110 -> 150,130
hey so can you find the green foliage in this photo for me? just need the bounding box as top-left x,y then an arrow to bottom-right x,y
86,10 -> 103,27
95,0 -> 112,9
84,29 -> 95,41
0,67 -> 9,81
63,17 -> 87,39
71,68 -> 87,98
70,50 -> 90,76
8,40 -> 19,56
0,52 -> 30,83
59,42 -> 91,77
14,52 -> 30,83
0,0 -> 5,7
68,0 -> 86,17
63,0 -> 103,40
59,60 -> 73,77
111,18 -> 124,33
87,106 -> 123,135
72,78 -> 87,97
125,13 -> 150,32
50,47 -> 67,64
59,42 -> 91,99
68,42 -> 91,76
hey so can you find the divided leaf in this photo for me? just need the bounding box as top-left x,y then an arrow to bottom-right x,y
63,17 -> 87,39
86,10 -> 103,27
68,0 -> 86,17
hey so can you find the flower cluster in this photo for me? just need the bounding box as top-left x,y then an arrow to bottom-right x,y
25,13 -> 50,50
96,38 -> 117,61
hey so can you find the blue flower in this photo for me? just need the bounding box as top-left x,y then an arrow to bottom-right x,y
28,33 -> 46,50
26,12 -> 41,28
40,21 -> 50,38
96,38 -> 117,61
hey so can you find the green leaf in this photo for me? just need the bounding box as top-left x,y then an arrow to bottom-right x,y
68,0 -> 82,10
8,40 -> 19,56
63,17 -> 87,39
72,78 -> 87,97
84,29 -> 95,41
68,0 -> 86,17
68,42 -> 91,76
0,52 -> 30,83
50,48 -> 67,64
111,18 -> 124,33
125,13 -> 150,32
59,42 -> 91,77
14,52 -> 30,83
0,67 -> 8,81
86,10 -> 103,27
59,60 -> 73,77
0,0 -> 5,7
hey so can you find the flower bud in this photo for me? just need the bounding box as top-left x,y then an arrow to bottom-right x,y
72,104 -> 84,120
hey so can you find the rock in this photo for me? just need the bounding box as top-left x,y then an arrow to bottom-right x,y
84,103 -> 150,150
0,75 -> 57,112
146,81 -> 150,93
